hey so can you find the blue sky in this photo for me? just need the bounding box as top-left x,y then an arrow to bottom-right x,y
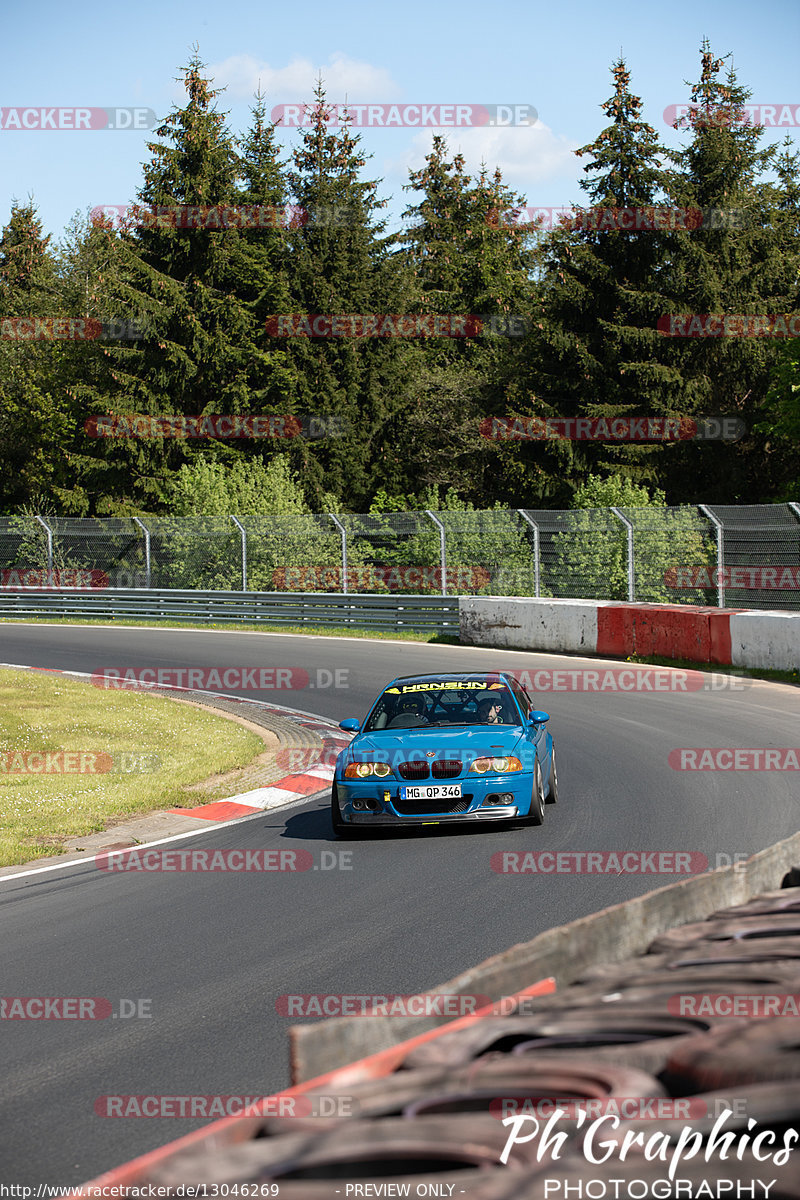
3,0 -> 799,246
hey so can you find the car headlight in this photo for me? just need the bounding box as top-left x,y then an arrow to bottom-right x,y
344,762 -> 393,779
469,756 -> 524,774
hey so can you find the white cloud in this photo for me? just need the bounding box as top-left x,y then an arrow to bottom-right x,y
387,121 -> 581,195
206,52 -> 401,104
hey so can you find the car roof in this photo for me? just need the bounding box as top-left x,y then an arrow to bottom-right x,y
386,672 -> 512,686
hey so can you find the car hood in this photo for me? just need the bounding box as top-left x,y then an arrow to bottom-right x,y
344,725 -> 526,764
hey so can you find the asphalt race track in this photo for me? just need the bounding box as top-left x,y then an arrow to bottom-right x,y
1,622 -> 797,1184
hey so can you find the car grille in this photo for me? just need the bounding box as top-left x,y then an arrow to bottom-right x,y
393,795 -> 474,815
431,759 -> 463,778
397,761 -> 429,780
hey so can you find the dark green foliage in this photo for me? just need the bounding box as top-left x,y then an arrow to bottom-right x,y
1,43 -> 797,518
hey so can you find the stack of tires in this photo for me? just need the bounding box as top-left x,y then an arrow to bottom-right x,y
143,883 -> 800,1197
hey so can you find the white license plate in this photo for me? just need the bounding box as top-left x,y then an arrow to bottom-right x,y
400,784 -> 462,800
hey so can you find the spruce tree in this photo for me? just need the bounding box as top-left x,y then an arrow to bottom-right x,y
515,58 -> 676,501
397,138 -> 536,504
0,202 -> 84,511
279,81 -> 410,509
661,43 -> 799,501
76,53 -> 286,512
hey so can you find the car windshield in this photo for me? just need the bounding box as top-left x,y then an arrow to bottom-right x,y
363,681 -> 521,731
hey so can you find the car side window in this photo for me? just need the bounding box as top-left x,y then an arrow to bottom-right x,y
508,678 -> 531,719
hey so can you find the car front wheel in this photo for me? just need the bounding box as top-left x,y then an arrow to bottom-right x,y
331,781 -> 353,838
546,746 -> 558,804
525,760 -> 545,826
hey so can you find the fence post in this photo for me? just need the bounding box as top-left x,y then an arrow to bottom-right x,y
329,514 -> 348,594
788,502 -> 800,524
425,511 -> 447,596
699,505 -> 724,608
610,508 -> 635,602
230,517 -> 247,592
517,509 -> 540,598
132,517 -> 151,588
34,515 -> 54,588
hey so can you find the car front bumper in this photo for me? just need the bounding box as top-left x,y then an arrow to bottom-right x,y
343,805 -> 519,826
336,775 -> 529,825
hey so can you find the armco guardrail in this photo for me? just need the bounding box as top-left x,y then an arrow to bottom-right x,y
4,590 -> 800,670
0,587 -> 459,634
2,501 -> 799,609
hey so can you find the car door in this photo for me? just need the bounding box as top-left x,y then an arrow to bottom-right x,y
508,676 -> 549,775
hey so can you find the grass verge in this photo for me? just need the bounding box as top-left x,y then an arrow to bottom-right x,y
0,616 -> 458,643
622,653 -> 799,688
0,668 -> 264,867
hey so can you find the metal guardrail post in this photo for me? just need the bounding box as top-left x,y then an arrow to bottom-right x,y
425,511 -> 447,596
230,517 -> 247,592
517,509 -> 540,598
34,515 -> 54,588
132,517 -> 151,588
610,508 -> 635,602
699,505 -> 724,608
329,515 -> 348,594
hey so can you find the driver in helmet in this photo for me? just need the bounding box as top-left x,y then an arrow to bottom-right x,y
395,693 -> 428,722
476,690 -> 511,724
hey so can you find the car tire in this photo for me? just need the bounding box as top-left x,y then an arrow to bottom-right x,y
546,745 -> 558,804
330,781 -> 354,839
525,760 -> 545,826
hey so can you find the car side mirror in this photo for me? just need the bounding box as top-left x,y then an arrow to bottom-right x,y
339,718 -> 361,733
529,710 -> 550,725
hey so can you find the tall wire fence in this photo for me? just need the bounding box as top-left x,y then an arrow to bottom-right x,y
0,503 -> 798,611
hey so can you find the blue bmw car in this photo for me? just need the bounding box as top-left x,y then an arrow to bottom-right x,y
331,672 -> 557,834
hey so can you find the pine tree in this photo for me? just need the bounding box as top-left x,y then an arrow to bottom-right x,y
661,43 -> 799,501
0,202 -> 84,511
278,81 -> 411,509
514,58 -> 677,500
76,52 -> 283,512
396,138 -> 537,504
233,91 -> 298,412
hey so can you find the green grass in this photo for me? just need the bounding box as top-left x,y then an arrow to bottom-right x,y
0,615 -> 459,643
621,653 -> 799,688
0,668 -> 264,867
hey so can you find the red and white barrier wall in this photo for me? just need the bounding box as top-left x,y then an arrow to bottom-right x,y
459,596 -> 800,672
